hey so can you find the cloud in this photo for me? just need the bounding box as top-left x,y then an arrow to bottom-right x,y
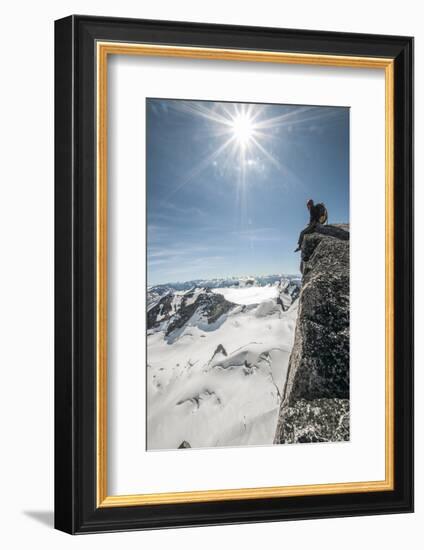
148,244 -> 211,260
150,256 -> 225,280
148,202 -> 206,225
231,227 -> 284,243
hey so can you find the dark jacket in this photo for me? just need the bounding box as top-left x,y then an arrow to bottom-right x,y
309,204 -> 321,225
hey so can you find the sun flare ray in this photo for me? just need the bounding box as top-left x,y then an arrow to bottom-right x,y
164,100 -> 313,217
165,135 -> 236,199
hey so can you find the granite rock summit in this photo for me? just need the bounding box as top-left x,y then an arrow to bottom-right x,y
274,224 -> 350,444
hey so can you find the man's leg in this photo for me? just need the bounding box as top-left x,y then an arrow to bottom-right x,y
295,223 -> 316,252
298,228 -> 306,246
294,228 -> 306,252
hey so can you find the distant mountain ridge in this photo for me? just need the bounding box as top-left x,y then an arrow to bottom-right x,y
147,274 -> 301,304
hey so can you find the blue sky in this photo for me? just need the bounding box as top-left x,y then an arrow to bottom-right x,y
147,99 -> 349,286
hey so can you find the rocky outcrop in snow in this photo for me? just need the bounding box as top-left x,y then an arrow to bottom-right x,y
274,224 -> 350,444
278,278 -> 301,311
167,290 -> 234,336
147,287 -> 235,338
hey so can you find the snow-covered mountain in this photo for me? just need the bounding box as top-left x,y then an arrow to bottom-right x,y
147,277 -> 300,450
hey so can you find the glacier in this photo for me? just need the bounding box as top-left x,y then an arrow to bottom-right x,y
147,277 -> 300,451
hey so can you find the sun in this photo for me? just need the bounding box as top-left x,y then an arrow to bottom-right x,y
231,112 -> 255,148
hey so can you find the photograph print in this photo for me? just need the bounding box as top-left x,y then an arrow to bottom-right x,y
146,98 -> 350,451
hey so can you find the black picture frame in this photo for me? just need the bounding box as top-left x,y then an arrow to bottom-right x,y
55,15 -> 414,534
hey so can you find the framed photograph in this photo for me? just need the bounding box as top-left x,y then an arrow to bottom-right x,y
54,15 -> 413,534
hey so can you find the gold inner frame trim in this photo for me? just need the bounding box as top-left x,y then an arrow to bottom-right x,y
96,41 -> 395,508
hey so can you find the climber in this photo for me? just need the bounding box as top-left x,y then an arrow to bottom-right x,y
294,199 -> 328,252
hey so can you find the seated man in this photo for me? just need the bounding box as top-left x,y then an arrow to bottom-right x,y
294,199 -> 327,252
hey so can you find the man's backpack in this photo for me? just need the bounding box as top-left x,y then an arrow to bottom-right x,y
315,202 -> 328,224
